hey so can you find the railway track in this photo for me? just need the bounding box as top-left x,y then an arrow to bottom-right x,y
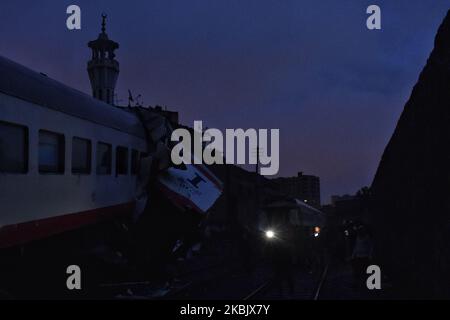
162,261 -> 243,299
313,262 -> 329,300
243,261 -> 330,300
163,259 -> 331,300
242,280 -> 273,300
95,259 -> 239,299
98,257 -> 330,300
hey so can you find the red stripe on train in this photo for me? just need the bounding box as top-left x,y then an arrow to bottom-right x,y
0,202 -> 135,249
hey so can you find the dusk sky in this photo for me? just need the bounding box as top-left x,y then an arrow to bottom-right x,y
1,1 -> 449,203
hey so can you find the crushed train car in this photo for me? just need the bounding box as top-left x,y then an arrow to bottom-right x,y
0,55 -> 223,297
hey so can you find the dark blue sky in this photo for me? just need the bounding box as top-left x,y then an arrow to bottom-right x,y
1,1 -> 448,203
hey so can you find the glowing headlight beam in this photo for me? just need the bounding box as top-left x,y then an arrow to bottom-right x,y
265,230 -> 275,239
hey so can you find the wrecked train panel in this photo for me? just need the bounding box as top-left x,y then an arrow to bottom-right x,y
157,164 -> 223,214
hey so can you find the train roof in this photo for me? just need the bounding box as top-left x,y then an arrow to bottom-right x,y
0,55 -> 145,138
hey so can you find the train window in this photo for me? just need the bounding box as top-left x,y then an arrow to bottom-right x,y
96,142 -> 112,175
131,149 -> 139,175
116,146 -> 128,175
72,137 -> 91,174
0,121 -> 28,173
39,130 -> 65,174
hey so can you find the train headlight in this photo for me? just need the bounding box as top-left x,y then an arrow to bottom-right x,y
314,226 -> 320,237
265,230 -> 275,239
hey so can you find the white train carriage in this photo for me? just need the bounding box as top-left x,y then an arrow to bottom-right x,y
0,56 -> 147,249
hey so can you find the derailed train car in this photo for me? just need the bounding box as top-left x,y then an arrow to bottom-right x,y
0,55 -> 222,296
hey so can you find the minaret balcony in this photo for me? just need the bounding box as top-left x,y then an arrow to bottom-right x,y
87,59 -> 119,70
